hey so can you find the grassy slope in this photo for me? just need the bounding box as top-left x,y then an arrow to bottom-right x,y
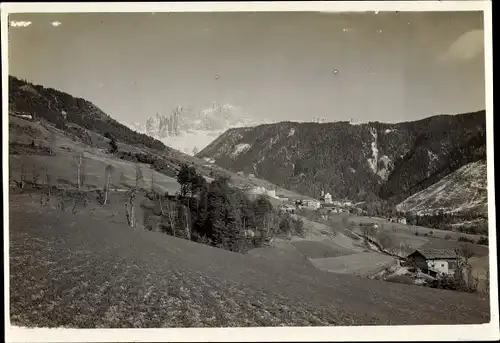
297,212 -> 489,280
345,214 -> 488,249
7,116 -> 492,327
8,115 -> 305,200
9,194 -> 490,327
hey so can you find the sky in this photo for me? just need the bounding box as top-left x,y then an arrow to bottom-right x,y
8,11 -> 485,124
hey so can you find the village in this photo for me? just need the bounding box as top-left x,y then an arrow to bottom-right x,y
239,183 -> 485,292
246,183 -> 407,222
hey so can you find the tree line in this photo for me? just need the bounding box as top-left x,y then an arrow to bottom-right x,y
140,164 -> 306,253
404,210 -> 488,236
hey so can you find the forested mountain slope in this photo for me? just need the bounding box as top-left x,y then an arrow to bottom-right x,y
197,111 -> 486,205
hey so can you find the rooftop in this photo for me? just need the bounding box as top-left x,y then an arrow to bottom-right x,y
321,203 -> 340,208
410,248 -> 460,260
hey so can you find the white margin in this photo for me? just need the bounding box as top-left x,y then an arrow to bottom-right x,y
2,1 -> 498,342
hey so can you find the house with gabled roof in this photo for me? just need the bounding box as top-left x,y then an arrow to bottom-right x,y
405,248 -> 461,277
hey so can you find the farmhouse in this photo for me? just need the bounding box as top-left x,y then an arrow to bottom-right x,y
248,186 -> 266,196
301,199 -> 321,210
405,248 -> 461,278
320,203 -> 347,213
266,189 -> 278,199
389,216 -> 407,225
275,193 -> 289,202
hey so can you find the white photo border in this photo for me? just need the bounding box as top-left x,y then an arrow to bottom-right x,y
2,1 -> 497,342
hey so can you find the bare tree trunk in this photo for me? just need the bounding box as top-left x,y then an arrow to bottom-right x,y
151,171 -> 155,192
158,195 -> 166,215
104,174 -> 111,205
166,201 -> 176,237
20,163 -> 26,189
77,166 -> 81,189
185,209 -> 191,240
74,152 -> 83,189
130,198 -> 135,227
125,190 -> 136,227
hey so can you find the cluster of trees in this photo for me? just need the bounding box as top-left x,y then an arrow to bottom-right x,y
110,146 -> 178,178
359,199 -> 398,218
404,211 -> 488,236
139,164 -> 306,253
457,235 -> 488,245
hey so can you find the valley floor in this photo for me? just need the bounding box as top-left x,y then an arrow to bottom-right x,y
8,194 -> 490,328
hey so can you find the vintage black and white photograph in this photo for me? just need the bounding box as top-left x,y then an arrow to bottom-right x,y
3,1 -> 498,342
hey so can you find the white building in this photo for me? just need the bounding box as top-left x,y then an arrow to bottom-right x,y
249,186 -> 267,195
324,193 -> 332,204
302,199 -> 321,210
389,216 -> 407,225
406,248 -> 460,277
266,189 -> 278,199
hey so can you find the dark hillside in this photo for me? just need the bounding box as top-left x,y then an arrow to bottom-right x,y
198,111 -> 486,205
9,76 -> 175,154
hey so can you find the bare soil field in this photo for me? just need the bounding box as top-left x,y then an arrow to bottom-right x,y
291,240 -> 357,259
309,252 -> 398,277
8,193 -> 491,327
245,240 -> 314,268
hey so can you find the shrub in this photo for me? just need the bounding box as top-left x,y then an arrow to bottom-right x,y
196,235 -> 212,246
428,275 -> 467,292
444,234 -> 452,240
477,236 -> 488,245
109,136 -> 118,154
458,236 -> 474,243
294,218 -> 306,238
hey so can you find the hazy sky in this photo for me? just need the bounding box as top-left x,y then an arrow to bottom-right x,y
8,11 -> 485,123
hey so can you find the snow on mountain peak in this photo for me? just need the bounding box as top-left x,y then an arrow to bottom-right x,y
123,103 -> 267,155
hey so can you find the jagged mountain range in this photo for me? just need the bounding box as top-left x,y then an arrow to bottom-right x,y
197,110 -> 486,205
125,103 -> 271,155
8,74 -> 489,221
